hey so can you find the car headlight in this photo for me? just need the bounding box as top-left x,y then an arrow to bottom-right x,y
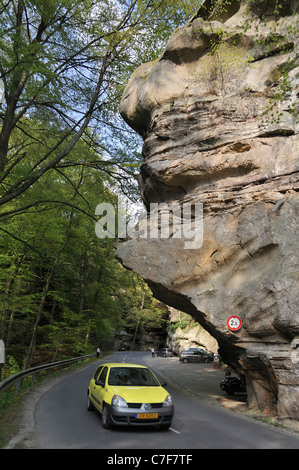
163,394 -> 173,407
112,394 -> 128,408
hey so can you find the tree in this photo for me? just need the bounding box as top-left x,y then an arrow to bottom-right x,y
0,145 -> 119,365
0,1 -> 204,369
0,0 -> 201,218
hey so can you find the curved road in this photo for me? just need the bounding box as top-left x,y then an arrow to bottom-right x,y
28,352 -> 299,449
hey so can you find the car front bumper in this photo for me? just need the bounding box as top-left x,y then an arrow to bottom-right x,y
109,404 -> 174,426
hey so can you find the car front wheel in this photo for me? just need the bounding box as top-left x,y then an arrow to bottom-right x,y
101,404 -> 112,429
87,392 -> 95,411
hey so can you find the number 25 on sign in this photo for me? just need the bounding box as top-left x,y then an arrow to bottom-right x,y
227,316 -> 242,331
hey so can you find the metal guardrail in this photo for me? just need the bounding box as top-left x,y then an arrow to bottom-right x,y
0,353 -> 96,397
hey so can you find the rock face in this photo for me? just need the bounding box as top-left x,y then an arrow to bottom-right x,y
167,308 -> 219,354
117,0 -> 299,423
114,326 -> 167,351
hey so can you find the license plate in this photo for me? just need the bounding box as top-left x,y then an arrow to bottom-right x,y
135,413 -> 158,419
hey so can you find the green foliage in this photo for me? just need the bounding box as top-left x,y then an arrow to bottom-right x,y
1,0 -> 296,372
0,1 -> 201,370
167,312 -> 198,333
168,320 -> 189,333
0,149 -> 165,364
1,356 -> 21,380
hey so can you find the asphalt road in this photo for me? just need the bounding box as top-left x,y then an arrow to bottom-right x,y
31,351 -> 299,450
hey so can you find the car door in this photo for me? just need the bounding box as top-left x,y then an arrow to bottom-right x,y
92,366 -> 108,412
90,365 -> 103,408
194,352 -> 203,363
187,352 -> 195,362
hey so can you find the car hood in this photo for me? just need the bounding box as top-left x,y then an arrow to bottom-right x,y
110,386 -> 169,403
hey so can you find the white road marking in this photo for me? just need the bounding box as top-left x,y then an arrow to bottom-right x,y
169,427 -> 181,434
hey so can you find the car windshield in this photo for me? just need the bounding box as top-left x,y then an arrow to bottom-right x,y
108,367 -> 160,387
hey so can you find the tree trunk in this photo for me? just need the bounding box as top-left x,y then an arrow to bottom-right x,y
131,292 -> 145,349
24,215 -> 74,369
83,263 -> 105,351
24,166 -> 85,368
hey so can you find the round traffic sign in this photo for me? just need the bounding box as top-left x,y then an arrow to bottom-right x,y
227,315 -> 242,331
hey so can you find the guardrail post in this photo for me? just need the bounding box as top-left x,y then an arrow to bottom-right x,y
15,380 -> 21,394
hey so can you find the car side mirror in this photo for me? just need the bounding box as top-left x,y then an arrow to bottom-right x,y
95,379 -> 104,386
160,380 -> 167,387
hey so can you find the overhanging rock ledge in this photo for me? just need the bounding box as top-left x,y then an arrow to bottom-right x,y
116,0 -> 299,424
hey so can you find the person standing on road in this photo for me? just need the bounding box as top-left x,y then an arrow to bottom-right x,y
151,347 -> 155,358
96,347 -> 101,358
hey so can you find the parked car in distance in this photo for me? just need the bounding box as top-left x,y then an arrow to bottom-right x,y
179,349 -> 213,363
187,347 -> 214,362
156,348 -> 173,357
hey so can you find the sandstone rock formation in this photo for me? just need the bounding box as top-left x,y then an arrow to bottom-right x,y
167,308 -> 219,354
114,325 -> 167,351
117,0 -> 299,424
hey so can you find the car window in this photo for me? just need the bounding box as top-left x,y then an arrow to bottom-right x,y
93,366 -> 103,380
108,367 -> 160,386
98,366 -> 108,385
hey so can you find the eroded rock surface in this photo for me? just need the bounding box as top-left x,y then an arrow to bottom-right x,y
117,0 -> 299,423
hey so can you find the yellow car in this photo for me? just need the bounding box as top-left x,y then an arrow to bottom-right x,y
87,363 -> 174,429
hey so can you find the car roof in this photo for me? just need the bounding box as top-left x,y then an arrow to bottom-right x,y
99,363 -> 148,369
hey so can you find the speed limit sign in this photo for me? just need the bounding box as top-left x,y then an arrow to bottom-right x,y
227,315 -> 242,331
